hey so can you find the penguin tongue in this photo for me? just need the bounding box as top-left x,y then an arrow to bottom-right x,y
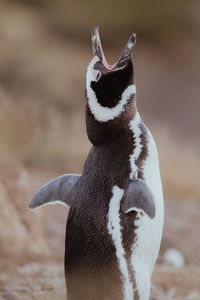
91,26 -> 136,70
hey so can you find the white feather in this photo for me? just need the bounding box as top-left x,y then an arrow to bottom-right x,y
30,200 -> 69,210
107,186 -> 134,300
129,112 -> 143,179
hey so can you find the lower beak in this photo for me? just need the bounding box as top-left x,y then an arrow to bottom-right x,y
115,33 -> 136,69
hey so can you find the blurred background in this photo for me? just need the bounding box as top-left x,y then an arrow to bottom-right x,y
0,0 -> 199,299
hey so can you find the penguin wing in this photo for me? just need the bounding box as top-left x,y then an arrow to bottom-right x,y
29,174 -> 81,209
122,179 -> 156,219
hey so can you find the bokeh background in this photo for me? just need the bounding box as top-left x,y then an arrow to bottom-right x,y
0,0 -> 199,299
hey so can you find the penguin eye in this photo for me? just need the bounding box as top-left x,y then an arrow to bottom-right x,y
96,70 -> 101,81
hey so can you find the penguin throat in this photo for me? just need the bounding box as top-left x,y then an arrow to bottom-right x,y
87,85 -> 136,123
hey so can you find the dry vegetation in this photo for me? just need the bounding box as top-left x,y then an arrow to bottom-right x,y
0,0 -> 200,299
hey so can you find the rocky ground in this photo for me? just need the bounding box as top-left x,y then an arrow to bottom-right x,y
1,262 -> 200,300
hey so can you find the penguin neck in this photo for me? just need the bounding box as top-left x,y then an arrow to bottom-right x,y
85,104 -> 148,188
86,98 -> 137,146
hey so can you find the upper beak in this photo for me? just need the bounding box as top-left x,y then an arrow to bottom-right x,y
91,25 -> 106,62
91,25 -> 136,70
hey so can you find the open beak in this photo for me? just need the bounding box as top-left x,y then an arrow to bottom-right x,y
91,25 -> 136,70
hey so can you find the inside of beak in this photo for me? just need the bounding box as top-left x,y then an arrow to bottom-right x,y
91,25 -> 136,70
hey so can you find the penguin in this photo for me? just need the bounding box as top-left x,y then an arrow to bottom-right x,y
29,26 -> 164,300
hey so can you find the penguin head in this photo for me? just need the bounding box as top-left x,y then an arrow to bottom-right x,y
85,26 -> 137,144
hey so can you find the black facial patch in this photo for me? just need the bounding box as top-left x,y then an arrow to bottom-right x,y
91,60 -> 133,108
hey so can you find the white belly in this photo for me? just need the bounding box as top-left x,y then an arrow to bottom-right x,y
131,128 -> 164,299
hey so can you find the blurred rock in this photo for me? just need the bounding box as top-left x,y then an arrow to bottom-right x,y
163,248 -> 185,268
1,291 -> 20,300
187,291 -> 200,300
17,263 -> 44,275
0,158 -> 48,257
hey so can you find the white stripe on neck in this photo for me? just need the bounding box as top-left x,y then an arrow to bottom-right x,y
129,112 -> 143,179
86,59 -> 136,122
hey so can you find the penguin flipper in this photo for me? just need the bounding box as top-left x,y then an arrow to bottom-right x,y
122,179 -> 156,219
29,174 -> 81,209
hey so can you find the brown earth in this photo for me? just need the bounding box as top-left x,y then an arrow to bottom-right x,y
1,262 -> 200,300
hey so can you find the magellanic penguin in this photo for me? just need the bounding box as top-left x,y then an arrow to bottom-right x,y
29,26 -> 164,300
